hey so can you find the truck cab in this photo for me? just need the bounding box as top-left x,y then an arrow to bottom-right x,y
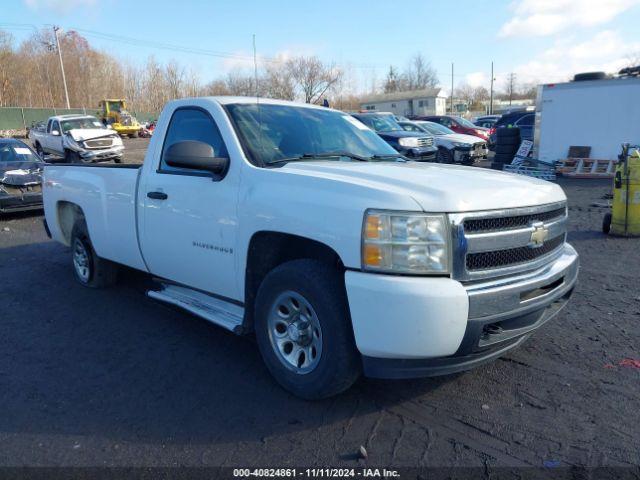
43,97 -> 579,399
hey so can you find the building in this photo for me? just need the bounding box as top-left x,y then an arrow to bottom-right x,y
359,89 -> 447,117
535,76 -> 640,163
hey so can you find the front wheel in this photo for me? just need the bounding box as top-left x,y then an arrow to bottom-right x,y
254,259 -> 361,399
436,147 -> 453,164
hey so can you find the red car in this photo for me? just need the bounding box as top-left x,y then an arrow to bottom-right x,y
415,115 -> 489,141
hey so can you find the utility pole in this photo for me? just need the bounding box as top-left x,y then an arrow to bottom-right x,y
450,62 -> 454,114
508,72 -> 516,106
53,26 -> 70,109
489,61 -> 494,114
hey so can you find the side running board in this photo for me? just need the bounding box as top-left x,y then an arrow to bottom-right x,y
147,284 -> 244,334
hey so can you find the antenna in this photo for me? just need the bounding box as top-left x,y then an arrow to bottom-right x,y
253,34 -> 259,99
253,34 -> 265,159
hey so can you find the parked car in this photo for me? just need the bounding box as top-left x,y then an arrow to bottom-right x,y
473,115 -> 500,129
29,114 -> 124,163
488,110 -> 535,150
416,115 -> 490,141
351,112 -> 437,161
0,138 -> 43,213
42,97 -> 579,399
399,120 -> 488,165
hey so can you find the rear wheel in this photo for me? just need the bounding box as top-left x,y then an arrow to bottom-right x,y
70,221 -> 118,288
35,142 -> 44,159
254,259 -> 360,399
602,212 -> 612,234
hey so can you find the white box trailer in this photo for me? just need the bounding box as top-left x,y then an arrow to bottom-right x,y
535,76 -> 640,164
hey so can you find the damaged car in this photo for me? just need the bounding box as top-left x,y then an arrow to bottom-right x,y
0,139 -> 43,213
28,114 -> 124,164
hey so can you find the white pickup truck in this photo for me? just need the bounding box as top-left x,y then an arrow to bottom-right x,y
43,97 -> 579,399
29,114 -> 124,163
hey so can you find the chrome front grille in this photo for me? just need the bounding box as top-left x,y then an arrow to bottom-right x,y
450,202 -> 568,281
417,137 -> 434,148
84,138 -> 113,149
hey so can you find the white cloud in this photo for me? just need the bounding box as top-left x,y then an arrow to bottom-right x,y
24,0 -> 98,13
511,30 -> 640,83
499,0 -> 640,37
465,72 -> 488,88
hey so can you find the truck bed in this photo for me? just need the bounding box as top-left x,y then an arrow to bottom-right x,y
43,163 -> 147,271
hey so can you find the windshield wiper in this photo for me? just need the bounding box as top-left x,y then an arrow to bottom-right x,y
369,153 -> 405,161
267,152 -> 370,166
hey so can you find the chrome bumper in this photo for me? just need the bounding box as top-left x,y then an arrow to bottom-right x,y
466,243 -> 578,320
79,146 -> 124,161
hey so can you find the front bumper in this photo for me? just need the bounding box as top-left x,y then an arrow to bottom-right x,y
453,145 -> 488,163
0,191 -> 43,213
402,146 -> 438,162
345,243 -> 579,378
79,145 -> 124,162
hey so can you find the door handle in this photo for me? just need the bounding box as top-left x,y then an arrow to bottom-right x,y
147,191 -> 168,200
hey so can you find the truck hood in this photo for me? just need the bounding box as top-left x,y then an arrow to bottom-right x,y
438,133 -> 486,144
67,128 -> 116,141
281,161 -> 565,212
0,160 -> 43,186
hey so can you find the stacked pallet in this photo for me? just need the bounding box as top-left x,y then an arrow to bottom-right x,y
556,158 -> 618,178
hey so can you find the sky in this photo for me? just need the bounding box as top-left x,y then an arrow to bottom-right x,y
3,0 -> 640,94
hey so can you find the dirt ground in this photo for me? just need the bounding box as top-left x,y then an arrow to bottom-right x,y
0,140 -> 639,471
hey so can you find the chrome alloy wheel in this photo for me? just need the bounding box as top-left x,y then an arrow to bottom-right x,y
73,238 -> 90,283
267,290 -> 323,374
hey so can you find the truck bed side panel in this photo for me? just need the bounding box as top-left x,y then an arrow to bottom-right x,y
43,165 -> 147,271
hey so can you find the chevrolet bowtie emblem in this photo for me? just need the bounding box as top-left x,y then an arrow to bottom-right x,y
530,222 -> 549,247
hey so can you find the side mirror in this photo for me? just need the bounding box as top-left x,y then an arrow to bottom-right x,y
164,140 -> 229,176
51,130 -> 60,136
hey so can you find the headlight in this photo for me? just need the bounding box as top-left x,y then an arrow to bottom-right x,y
452,142 -> 472,148
398,137 -> 420,148
362,210 -> 450,274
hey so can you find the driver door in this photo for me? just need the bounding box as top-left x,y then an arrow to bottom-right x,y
139,106 -> 241,301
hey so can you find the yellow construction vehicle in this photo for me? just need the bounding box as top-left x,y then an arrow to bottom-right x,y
603,143 -> 640,236
98,99 -> 141,138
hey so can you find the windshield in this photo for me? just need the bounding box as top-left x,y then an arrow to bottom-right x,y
455,117 -> 477,128
226,104 -> 399,165
60,117 -> 103,133
0,143 -> 42,163
418,121 -> 454,135
354,114 -> 403,132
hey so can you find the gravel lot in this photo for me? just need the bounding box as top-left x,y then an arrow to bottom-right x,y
0,138 -> 639,470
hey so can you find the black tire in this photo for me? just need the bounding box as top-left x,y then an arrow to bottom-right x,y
131,131 -> 139,138
64,150 -> 83,164
493,153 -> 515,163
254,259 -> 360,399
496,127 -> 520,138
496,136 -> 521,146
602,212 -> 612,234
70,221 -> 118,288
35,142 -> 44,159
436,147 -> 453,164
495,144 -> 519,154
574,71 -> 607,82
113,157 -> 122,164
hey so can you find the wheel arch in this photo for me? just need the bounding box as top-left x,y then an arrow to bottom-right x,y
56,201 -> 86,246
242,231 -> 345,332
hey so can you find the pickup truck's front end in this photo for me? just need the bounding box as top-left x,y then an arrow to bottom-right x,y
346,202 -> 578,377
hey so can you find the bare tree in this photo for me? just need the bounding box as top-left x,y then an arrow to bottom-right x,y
403,54 -> 438,90
383,65 -> 400,93
263,62 -> 295,100
286,56 -> 342,104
